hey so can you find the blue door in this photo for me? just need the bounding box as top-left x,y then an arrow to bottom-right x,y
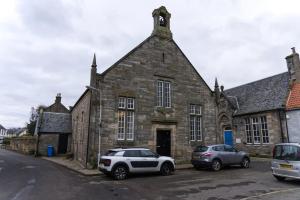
224,130 -> 233,146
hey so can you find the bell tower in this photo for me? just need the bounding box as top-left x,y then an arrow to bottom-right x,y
152,6 -> 172,39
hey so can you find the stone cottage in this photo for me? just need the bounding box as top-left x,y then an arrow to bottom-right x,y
35,94 -> 72,155
71,6 -> 219,167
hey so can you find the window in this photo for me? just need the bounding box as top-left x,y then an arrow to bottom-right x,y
123,150 -> 140,157
274,145 -> 300,161
117,97 -> 135,141
157,80 -> 171,108
190,104 -> 202,141
261,116 -> 269,144
245,118 -> 252,143
252,117 -> 260,144
140,150 -> 157,157
245,116 -> 269,144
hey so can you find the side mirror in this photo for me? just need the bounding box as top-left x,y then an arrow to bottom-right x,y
155,153 -> 160,158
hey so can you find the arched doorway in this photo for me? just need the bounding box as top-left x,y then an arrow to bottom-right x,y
218,114 -> 233,145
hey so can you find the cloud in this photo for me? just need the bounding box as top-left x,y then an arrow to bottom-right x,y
1,0 -> 300,127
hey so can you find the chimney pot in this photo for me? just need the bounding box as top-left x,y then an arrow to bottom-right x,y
292,47 -> 296,54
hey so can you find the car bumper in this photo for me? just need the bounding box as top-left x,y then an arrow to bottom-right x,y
271,167 -> 300,180
191,160 -> 212,167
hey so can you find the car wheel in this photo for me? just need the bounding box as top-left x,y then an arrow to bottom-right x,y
273,175 -> 286,181
161,163 -> 172,176
211,159 -> 222,171
193,165 -> 201,170
112,165 -> 128,180
241,157 -> 250,168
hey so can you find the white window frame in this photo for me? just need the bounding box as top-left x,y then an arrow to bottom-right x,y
157,81 -> 164,107
261,116 -> 269,144
117,111 -> 125,140
245,116 -> 269,145
117,97 -> 135,141
190,104 -> 202,141
157,80 -> 171,108
245,118 -> 253,144
164,81 -> 171,108
118,97 -> 126,109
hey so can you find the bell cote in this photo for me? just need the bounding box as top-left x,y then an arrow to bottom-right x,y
151,6 -> 172,39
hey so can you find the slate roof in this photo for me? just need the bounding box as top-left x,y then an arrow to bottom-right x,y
286,83 -> 300,110
224,72 -> 290,116
39,112 -> 72,133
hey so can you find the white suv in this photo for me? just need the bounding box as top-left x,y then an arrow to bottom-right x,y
99,148 -> 175,180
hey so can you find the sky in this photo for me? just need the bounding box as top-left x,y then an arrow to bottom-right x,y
0,0 -> 300,128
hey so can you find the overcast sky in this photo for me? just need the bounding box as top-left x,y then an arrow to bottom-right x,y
1,0 -> 300,128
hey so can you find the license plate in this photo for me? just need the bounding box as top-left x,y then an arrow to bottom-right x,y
280,164 -> 293,170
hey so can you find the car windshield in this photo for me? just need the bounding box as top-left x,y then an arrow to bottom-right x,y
105,150 -> 119,156
194,146 -> 208,152
274,145 -> 300,161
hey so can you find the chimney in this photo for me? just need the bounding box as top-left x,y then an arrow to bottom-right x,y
286,47 -> 300,83
55,93 -> 61,104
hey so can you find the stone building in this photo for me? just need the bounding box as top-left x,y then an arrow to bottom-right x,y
71,6 -> 300,167
215,48 -> 300,156
71,6 -> 218,167
35,94 -> 72,155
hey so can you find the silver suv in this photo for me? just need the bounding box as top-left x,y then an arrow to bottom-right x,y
191,144 -> 250,171
99,148 -> 175,180
271,143 -> 300,181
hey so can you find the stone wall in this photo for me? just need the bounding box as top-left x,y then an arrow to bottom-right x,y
9,136 -> 36,154
38,134 -> 59,156
71,91 -> 91,167
233,111 -> 284,156
90,36 -> 217,162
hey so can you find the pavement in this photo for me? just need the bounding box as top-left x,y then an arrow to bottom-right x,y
41,156 -> 101,176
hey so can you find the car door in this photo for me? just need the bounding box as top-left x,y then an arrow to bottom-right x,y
140,150 -> 160,172
123,150 -> 145,172
224,145 -> 238,164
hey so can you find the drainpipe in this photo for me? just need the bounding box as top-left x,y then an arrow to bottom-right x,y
278,110 -> 285,143
284,110 -> 290,143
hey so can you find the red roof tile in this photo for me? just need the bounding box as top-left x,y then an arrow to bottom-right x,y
287,83 -> 300,110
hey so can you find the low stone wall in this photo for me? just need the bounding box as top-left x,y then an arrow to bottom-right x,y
9,136 -> 36,154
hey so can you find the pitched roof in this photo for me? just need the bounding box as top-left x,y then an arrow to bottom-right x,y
99,35 -> 213,93
286,83 -> 300,110
39,112 -> 71,133
224,72 -> 290,115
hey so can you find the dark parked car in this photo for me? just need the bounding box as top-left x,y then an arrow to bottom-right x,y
191,144 -> 250,171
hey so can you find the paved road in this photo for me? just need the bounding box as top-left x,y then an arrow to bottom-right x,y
1,149 -> 300,200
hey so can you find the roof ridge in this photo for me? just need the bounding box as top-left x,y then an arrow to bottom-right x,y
225,71 -> 288,92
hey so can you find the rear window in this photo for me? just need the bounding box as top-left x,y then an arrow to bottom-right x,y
105,150 -> 119,156
274,145 -> 300,161
194,146 -> 208,152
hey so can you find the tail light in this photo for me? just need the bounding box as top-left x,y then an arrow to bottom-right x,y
202,152 -> 213,157
100,159 -> 111,166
